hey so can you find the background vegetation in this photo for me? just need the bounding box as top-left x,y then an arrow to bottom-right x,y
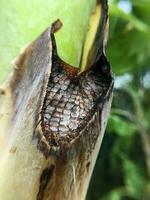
0,0 -> 149,200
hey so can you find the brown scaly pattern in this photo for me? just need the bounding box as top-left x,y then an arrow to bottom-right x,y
40,53 -> 113,149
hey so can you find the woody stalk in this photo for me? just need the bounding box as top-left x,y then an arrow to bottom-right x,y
0,0 -> 113,200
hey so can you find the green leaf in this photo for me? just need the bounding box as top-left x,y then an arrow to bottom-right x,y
108,115 -> 137,137
101,189 -> 122,200
121,154 -> 147,199
0,0 -> 97,83
109,4 -> 149,32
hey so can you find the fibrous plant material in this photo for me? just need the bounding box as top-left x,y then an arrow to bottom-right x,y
0,1 -> 113,200
35,22 -> 113,156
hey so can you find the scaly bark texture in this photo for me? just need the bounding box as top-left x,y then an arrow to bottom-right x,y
0,1 -> 113,200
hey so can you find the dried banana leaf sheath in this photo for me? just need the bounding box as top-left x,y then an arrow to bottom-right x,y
0,2 -> 113,200
35,35 -> 113,156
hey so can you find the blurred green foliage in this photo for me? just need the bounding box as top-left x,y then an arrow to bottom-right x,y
0,0 -> 150,200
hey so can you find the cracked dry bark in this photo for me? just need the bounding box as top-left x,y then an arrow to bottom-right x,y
0,1 -> 113,200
